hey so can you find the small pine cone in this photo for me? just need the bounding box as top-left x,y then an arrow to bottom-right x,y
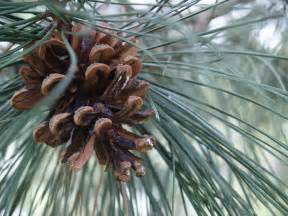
10,23 -> 155,182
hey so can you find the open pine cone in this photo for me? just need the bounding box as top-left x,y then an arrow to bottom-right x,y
10,23 -> 155,182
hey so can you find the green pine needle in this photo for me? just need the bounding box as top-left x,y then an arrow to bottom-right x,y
0,1 -> 287,215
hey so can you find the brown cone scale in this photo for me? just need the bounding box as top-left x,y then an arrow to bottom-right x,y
10,22 -> 155,182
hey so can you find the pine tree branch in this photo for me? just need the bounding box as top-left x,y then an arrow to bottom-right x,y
192,0 -> 254,32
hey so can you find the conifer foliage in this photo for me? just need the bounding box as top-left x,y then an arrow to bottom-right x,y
0,1 -> 287,215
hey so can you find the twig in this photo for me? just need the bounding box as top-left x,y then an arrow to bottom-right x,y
193,0 -> 254,32
121,182 -> 129,216
92,165 -> 105,216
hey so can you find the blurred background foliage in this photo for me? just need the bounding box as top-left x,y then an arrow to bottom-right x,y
0,0 -> 288,215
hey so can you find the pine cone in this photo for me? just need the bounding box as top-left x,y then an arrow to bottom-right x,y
10,23 -> 155,182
